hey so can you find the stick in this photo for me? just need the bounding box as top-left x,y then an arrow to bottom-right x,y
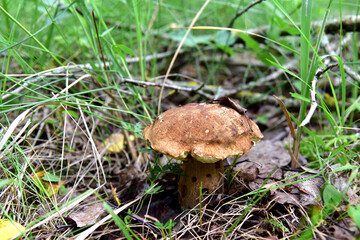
300,64 -> 338,127
228,0 -> 266,29
321,34 -> 360,83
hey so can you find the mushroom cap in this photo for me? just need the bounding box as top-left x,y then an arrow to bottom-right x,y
143,103 -> 263,163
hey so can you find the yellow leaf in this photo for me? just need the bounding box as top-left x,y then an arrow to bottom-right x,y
168,90 -> 176,96
32,171 -> 65,196
187,81 -> 198,86
236,90 -> 252,96
324,93 -> 335,107
0,219 -> 25,240
104,133 -> 125,153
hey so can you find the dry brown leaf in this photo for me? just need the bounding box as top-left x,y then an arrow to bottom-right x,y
284,171 -> 323,207
328,217 -> 360,240
271,191 -> 301,206
236,140 -> 291,179
66,202 -> 106,228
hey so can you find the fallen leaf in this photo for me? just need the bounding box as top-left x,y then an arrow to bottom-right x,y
115,165 -> 142,187
328,217 -> 360,240
32,171 -> 65,196
66,202 -> 106,227
237,165 -> 259,182
284,171 -> 323,207
328,225 -> 356,240
104,133 -> 125,153
0,219 -> 25,240
271,191 -> 301,206
236,140 -> 292,179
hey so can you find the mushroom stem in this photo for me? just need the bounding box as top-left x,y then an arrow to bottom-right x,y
178,157 -> 224,209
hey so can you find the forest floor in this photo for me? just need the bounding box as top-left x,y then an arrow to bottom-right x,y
0,0 -> 359,239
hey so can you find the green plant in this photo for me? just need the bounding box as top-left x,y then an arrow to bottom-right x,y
103,202 -> 139,240
145,151 -> 181,184
155,219 -> 176,240
263,214 -> 289,233
348,204 -> 360,229
226,166 -> 279,235
297,184 -> 345,239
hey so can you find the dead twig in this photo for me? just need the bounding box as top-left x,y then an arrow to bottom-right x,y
243,15 -> 360,44
120,77 -> 195,92
321,34 -> 360,83
228,0 -> 266,29
92,11 -> 109,75
215,60 -> 296,98
300,64 -> 338,127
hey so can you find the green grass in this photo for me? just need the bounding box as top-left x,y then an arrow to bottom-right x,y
0,0 -> 359,239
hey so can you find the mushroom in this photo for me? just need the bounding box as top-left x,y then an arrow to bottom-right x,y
143,102 -> 263,209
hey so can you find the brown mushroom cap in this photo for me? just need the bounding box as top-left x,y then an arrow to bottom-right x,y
143,102 -> 263,163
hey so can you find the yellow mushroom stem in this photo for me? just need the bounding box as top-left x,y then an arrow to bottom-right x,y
178,157 -> 224,209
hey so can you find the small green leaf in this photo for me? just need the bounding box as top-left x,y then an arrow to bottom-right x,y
322,184 -> 343,215
215,30 -> 236,46
273,15 -> 299,35
167,29 -> 211,47
62,110 -> 79,119
292,80 -> 303,92
114,44 -> 136,57
164,219 -> 176,229
348,204 -> 360,228
310,204 -> 322,225
134,122 -> 143,138
238,32 -> 272,64
113,46 -> 125,60
257,114 -> 269,125
289,92 -> 310,102
155,221 -> 164,228
216,44 -> 234,55
144,184 -> 163,195
58,185 -> 67,196
101,26 -> 115,37
45,119 -> 58,125
0,179 -> 13,189
139,148 -> 152,153
42,172 -> 61,182
238,33 -> 260,51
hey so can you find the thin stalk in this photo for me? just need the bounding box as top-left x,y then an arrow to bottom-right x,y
295,0 -> 313,168
132,0 -> 146,81
350,4 -> 360,124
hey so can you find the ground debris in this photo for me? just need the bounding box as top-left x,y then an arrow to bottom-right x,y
231,139 -> 323,207
66,201 -> 106,228
283,171 -> 323,207
236,139 -> 292,179
328,217 -> 360,240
